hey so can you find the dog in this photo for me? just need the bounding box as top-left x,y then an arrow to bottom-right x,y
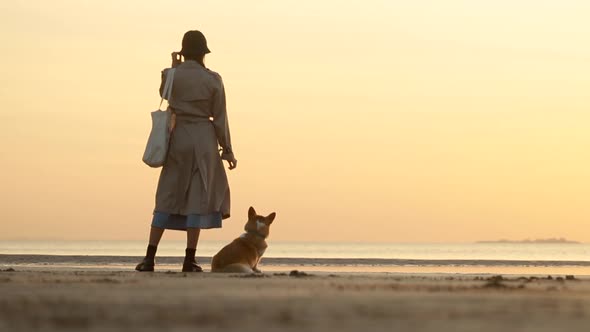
211,207 -> 276,273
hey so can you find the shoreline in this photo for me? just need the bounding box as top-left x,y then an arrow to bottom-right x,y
3,253 -> 590,266
3,254 -> 590,276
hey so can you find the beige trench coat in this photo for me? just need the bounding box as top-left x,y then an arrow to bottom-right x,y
152,60 -> 234,230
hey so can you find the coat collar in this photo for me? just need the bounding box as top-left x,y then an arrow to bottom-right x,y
179,60 -> 204,69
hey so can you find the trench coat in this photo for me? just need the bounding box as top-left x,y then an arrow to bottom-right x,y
151,60 -> 234,230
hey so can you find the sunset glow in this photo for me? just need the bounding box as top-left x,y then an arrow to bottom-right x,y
1,1 -> 589,242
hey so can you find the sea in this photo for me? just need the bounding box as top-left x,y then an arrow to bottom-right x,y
2,240 -> 590,275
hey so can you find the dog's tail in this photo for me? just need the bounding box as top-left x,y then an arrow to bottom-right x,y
211,263 -> 254,273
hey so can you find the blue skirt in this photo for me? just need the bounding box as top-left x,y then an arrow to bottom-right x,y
151,211 -> 222,230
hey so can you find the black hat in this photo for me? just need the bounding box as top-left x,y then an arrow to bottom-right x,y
180,30 -> 211,57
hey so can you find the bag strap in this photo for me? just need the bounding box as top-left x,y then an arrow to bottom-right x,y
158,68 -> 176,110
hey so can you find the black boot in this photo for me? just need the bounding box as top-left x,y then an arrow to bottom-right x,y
182,248 -> 203,272
135,245 -> 157,272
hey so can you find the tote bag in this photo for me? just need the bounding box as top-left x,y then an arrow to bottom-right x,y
142,68 -> 176,167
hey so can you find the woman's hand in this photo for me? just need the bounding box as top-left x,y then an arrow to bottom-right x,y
171,52 -> 182,68
227,158 -> 237,170
221,149 -> 237,170
169,113 -> 176,133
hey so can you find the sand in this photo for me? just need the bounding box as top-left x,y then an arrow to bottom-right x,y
2,263 -> 590,332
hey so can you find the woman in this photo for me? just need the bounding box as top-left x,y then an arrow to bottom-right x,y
136,30 -> 238,272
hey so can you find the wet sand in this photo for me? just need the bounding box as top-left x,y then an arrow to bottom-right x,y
2,265 -> 590,332
3,254 -> 590,275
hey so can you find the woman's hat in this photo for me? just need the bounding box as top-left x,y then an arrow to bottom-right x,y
180,30 -> 211,57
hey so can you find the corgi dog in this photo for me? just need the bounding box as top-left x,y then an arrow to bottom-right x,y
211,207 -> 276,273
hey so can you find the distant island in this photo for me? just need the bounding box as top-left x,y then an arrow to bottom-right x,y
476,238 -> 580,244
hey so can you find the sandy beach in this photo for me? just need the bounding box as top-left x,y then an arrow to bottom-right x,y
2,256 -> 590,331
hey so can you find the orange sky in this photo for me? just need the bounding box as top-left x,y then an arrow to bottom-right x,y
1,1 -> 589,243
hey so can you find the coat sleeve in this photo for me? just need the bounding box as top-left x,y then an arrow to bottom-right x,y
159,68 -> 169,99
211,75 -> 234,160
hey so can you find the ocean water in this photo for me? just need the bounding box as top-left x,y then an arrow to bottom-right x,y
2,240 -> 590,262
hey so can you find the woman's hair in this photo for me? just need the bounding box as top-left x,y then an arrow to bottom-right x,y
180,30 -> 210,67
183,53 -> 205,67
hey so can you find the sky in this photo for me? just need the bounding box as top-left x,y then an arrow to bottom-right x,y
1,0 -> 589,243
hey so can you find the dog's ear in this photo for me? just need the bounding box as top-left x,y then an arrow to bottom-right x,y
248,206 -> 256,219
266,212 -> 276,224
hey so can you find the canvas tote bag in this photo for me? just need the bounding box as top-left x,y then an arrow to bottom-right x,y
142,68 -> 176,167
